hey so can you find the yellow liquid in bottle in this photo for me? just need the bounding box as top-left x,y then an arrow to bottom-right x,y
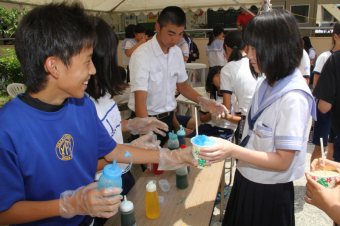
145,190 -> 161,219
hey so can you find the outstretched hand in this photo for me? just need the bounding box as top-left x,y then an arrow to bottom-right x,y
158,146 -> 198,170
126,117 -> 168,136
198,96 -> 228,119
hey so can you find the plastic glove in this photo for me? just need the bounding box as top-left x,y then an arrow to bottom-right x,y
130,132 -> 161,150
130,132 -> 160,171
158,146 -> 198,170
198,96 -> 228,119
59,183 -> 122,219
126,117 -> 168,136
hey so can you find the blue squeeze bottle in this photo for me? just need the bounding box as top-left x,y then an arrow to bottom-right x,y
168,131 -> 180,151
97,151 -> 133,195
177,125 -> 186,146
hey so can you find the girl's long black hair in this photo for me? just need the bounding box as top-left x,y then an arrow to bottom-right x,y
302,36 -> 313,54
205,66 -> 223,100
208,26 -> 224,46
332,22 -> 340,48
86,17 -> 125,101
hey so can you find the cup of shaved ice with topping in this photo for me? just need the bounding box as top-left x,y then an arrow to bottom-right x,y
309,170 -> 340,189
191,135 -> 217,169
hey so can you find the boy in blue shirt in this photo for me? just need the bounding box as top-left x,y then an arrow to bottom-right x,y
0,2 -> 197,226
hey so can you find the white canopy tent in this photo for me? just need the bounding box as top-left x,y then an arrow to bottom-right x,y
0,0 -> 263,14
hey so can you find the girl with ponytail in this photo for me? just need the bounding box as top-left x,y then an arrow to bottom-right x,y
206,26 -> 227,68
220,30 -> 257,144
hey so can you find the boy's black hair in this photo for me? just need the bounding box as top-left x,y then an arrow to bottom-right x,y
208,26 -> 224,46
243,10 -> 302,85
15,2 -> 97,93
134,24 -> 146,34
332,22 -> 340,48
302,36 -> 313,53
145,29 -> 155,37
118,66 -> 127,82
224,30 -> 245,62
86,18 -> 124,101
157,6 -> 186,28
205,66 -> 223,100
125,24 -> 135,38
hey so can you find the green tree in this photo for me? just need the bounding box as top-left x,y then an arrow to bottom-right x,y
0,7 -> 27,44
0,48 -> 23,95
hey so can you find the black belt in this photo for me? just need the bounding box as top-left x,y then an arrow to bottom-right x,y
149,111 -> 171,119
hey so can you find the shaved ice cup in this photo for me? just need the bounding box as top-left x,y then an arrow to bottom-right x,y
309,170 -> 340,189
191,136 -> 217,169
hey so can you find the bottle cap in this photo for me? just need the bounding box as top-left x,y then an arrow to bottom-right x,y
146,181 -> 157,192
103,160 -> 122,180
180,144 -> 187,149
120,195 -> 134,212
158,196 -> 164,205
177,125 -> 186,136
158,179 -> 170,192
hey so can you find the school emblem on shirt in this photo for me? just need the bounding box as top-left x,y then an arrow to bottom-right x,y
55,134 -> 74,161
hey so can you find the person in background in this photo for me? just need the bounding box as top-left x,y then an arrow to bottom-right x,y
0,3 -> 198,225
128,6 -> 228,149
187,32 -> 200,63
145,28 -> 155,41
121,24 -> 135,83
236,7 -> 254,30
200,10 -> 316,226
176,32 -> 189,62
302,36 -> 316,69
220,30 -> 257,145
305,158 -> 340,226
206,26 -> 227,68
310,22 -> 340,163
122,24 -> 146,83
299,49 -> 311,84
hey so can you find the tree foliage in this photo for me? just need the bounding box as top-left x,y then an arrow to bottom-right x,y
0,48 -> 23,95
0,7 -> 27,43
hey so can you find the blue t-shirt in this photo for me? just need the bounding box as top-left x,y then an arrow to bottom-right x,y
0,95 -> 117,226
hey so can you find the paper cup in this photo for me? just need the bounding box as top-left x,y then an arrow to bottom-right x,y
190,137 -> 217,169
309,170 -> 340,189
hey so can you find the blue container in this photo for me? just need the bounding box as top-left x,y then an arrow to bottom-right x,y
97,151 -> 133,196
177,125 -> 186,146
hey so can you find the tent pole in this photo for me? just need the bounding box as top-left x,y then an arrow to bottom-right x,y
232,0 -> 256,16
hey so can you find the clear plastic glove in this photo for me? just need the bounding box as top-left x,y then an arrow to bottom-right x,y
130,132 -> 161,150
158,146 -> 198,170
130,132 -> 160,171
199,137 -> 234,165
198,96 -> 228,119
126,117 -> 168,136
59,183 -> 122,219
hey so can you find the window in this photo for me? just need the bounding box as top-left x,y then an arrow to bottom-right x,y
272,6 -> 284,11
291,5 -> 309,23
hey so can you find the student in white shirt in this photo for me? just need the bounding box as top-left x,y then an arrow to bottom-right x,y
310,22 -> 340,163
128,6 -> 228,148
299,49 -> 311,84
199,11 -> 316,226
206,26 -> 227,68
303,36 -> 317,67
220,30 -> 257,144
122,24 -> 146,83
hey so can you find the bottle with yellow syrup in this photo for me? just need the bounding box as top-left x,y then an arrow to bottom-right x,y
145,181 -> 161,219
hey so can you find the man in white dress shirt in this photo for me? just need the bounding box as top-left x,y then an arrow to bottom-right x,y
128,6 -> 227,147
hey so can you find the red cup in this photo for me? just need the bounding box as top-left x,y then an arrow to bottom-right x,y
153,163 -> 164,174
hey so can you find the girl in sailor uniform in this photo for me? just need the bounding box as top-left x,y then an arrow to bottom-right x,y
199,11 -> 316,226
206,26 -> 227,68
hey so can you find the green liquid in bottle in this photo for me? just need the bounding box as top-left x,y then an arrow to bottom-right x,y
176,174 -> 189,189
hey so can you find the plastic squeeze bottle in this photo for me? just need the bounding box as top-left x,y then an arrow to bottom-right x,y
97,151 -> 133,195
145,181 -> 161,219
180,144 -> 190,173
176,167 -> 189,189
120,195 -> 136,226
177,125 -> 186,146
168,131 -> 180,151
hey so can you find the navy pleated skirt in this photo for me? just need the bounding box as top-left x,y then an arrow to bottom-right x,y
223,169 -> 295,226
